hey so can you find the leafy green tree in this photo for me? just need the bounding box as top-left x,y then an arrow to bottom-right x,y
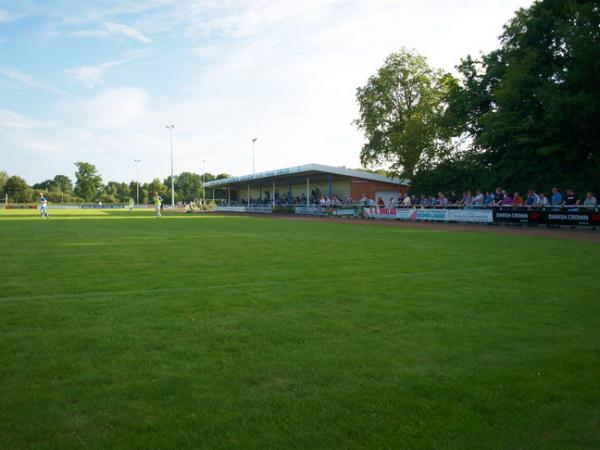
444,0 -> 600,194
102,181 -> 130,203
74,162 -> 103,201
33,180 -> 54,191
145,178 -> 167,199
0,171 -> 8,197
128,181 -> 147,204
52,175 -> 73,194
175,172 -> 203,202
354,48 -> 456,178
5,176 -> 33,203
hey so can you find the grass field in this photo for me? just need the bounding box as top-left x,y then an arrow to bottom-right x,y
1,209 -> 599,449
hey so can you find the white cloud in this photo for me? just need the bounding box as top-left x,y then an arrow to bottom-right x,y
105,22 -> 151,43
0,109 -> 37,129
0,67 -> 43,88
66,52 -> 147,88
62,86 -> 150,129
0,66 -> 66,96
0,109 -> 57,129
0,9 -> 17,23
68,21 -> 151,43
66,64 -> 110,88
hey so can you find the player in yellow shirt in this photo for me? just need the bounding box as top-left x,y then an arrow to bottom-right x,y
153,192 -> 163,218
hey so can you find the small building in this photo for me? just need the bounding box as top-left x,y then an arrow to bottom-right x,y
203,163 -> 409,206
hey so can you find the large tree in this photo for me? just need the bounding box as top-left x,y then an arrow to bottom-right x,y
145,179 -> 167,199
0,171 -> 8,197
445,0 -> 600,193
174,172 -> 203,202
74,162 -> 103,201
52,175 -> 74,194
32,180 -> 54,191
5,175 -> 33,203
354,48 -> 456,178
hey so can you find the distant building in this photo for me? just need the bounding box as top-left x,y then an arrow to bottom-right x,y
203,163 -> 409,206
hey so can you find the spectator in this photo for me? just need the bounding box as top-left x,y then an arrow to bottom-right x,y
502,191 -> 513,206
484,191 -> 495,206
551,187 -> 563,206
563,189 -> 580,206
441,194 -> 449,207
377,197 -> 385,208
538,192 -> 549,206
448,191 -> 459,205
513,191 -> 524,206
583,191 -> 597,207
402,195 -> 412,206
493,187 -> 503,206
524,189 -> 539,206
360,193 -> 368,207
463,190 -> 473,206
472,189 -> 485,206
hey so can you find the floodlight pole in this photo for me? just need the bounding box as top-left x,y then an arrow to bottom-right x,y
252,137 -> 257,174
134,159 -> 141,206
166,124 -> 175,207
202,159 -> 206,203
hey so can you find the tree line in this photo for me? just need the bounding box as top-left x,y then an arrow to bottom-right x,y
355,0 -> 599,196
0,162 -> 230,204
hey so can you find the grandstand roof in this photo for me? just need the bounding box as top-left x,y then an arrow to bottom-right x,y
203,163 -> 409,187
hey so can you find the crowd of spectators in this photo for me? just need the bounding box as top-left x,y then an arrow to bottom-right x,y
408,187 -> 597,208
228,187 -> 597,209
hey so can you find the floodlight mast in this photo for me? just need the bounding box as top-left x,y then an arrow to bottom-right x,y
134,159 -> 141,206
202,159 -> 206,202
252,137 -> 258,175
166,124 -> 175,207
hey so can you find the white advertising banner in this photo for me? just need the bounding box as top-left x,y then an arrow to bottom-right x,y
415,208 -> 493,223
447,209 -> 493,223
396,209 -> 417,220
216,206 -> 272,213
416,209 -> 449,221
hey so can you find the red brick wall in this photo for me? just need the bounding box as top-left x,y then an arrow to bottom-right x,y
350,179 -> 407,200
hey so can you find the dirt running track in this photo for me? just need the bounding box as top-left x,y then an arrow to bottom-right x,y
209,212 -> 600,243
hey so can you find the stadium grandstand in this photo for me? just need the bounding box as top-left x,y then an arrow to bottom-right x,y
203,163 -> 409,207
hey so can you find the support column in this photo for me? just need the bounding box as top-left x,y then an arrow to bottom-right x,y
272,181 -> 276,208
227,187 -> 230,206
328,174 -> 333,199
247,184 -> 250,207
306,176 -> 310,207
288,179 -> 292,206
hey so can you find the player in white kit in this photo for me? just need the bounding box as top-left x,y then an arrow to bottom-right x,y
38,193 -> 49,219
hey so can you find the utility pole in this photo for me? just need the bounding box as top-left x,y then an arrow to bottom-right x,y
202,159 -> 206,203
166,124 -> 175,207
134,159 -> 141,206
252,137 -> 258,174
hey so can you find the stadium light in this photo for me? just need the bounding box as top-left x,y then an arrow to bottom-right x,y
252,137 -> 258,175
202,159 -> 206,203
134,159 -> 141,206
166,124 -> 175,207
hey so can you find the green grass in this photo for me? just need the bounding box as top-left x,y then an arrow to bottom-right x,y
1,209 -> 599,449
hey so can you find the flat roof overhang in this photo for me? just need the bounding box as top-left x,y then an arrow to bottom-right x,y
203,163 -> 410,188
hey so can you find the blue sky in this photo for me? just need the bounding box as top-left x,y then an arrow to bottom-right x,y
0,0 -> 533,184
